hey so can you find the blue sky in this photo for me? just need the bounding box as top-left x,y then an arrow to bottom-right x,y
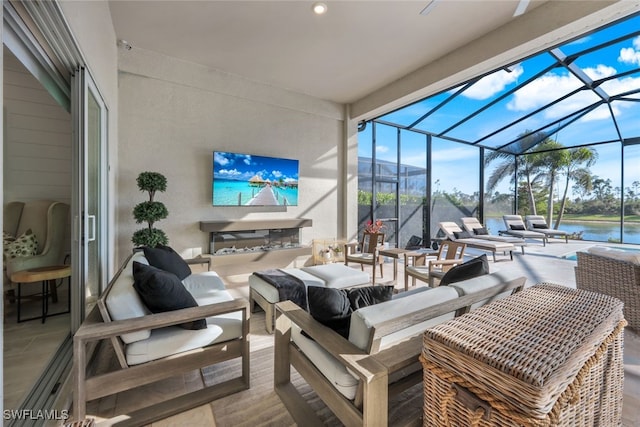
213,151 -> 299,184
362,14 -> 640,196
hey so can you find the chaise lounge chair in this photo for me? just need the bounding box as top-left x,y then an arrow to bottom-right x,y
525,215 -> 569,243
460,217 -> 526,254
439,221 -> 515,262
502,215 -> 547,246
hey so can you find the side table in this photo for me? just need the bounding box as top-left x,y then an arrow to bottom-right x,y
10,265 -> 71,323
378,248 -> 411,284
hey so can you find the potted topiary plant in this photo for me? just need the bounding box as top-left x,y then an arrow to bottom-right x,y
132,171 -> 169,247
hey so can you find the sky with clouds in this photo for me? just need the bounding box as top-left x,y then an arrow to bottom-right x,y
362,15 -> 640,196
213,151 -> 299,183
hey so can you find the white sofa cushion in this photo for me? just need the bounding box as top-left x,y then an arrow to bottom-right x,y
587,245 -> 640,265
301,264 -> 370,288
448,272 -> 520,310
291,325 -> 360,400
125,276 -> 242,365
249,268 -> 326,303
105,251 -> 152,344
126,323 -> 227,366
349,286 -> 459,351
182,270 -> 226,292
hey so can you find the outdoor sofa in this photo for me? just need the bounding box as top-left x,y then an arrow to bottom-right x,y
72,249 -> 250,425
274,271 -> 526,426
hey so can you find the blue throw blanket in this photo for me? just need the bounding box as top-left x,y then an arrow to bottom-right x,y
253,269 -> 307,310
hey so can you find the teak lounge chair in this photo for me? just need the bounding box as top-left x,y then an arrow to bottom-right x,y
502,215 -> 547,246
439,221 -> 515,262
525,215 -> 569,243
460,217 -> 526,254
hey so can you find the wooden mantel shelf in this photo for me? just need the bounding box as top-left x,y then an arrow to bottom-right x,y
199,218 -> 312,233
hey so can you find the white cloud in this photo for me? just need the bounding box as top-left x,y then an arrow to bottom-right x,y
218,168 -> 241,177
272,170 -> 283,178
243,155 -> 252,165
376,145 -> 389,153
506,66 -> 619,121
462,65 -> 523,100
432,146 -> 478,162
214,152 -> 230,166
618,36 -> 640,65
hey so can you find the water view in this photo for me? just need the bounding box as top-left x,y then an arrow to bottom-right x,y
485,218 -> 640,245
212,179 -> 299,206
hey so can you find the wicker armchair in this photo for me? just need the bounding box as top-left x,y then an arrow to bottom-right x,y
575,251 -> 640,330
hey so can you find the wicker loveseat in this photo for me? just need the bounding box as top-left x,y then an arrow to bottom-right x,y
575,247 -> 640,330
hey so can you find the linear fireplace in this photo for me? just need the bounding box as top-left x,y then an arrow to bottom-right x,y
200,218 -> 312,255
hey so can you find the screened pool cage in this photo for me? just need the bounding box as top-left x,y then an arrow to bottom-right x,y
358,12 -> 640,248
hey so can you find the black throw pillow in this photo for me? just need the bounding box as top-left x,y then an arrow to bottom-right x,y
143,245 -> 192,280
348,286 -> 394,309
453,230 -> 473,239
532,223 -> 549,229
132,261 -> 206,330
306,286 -> 352,338
305,285 -> 394,339
439,254 -> 489,286
509,224 -> 525,231
473,227 -> 489,235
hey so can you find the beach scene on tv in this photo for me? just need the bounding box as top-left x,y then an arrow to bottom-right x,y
213,151 -> 299,206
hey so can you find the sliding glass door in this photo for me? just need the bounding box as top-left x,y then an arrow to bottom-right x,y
71,66 -> 108,327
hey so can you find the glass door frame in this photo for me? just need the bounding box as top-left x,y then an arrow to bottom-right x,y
71,66 -> 108,330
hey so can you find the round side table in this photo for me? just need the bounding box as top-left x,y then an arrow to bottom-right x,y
10,265 -> 71,323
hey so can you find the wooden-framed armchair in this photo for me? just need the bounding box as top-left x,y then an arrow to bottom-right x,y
344,232 -> 385,284
273,272 -> 526,427
72,251 -> 250,425
404,241 -> 466,290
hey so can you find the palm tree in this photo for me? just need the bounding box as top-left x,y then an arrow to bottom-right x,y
555,147 -> 597,228
485,132 -> 551,215
530,140 -> 565,227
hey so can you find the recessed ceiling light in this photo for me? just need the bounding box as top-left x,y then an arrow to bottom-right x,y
312,2 -> 327,15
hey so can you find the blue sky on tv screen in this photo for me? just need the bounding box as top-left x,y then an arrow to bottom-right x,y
213,151 -> 299,184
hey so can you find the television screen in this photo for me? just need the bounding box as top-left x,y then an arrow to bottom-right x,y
212,151 -> 299,206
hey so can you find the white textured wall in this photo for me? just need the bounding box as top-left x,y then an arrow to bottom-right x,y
117,48 -> 347,269
2,48 -> 71,204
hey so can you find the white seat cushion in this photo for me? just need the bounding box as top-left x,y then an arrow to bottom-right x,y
301,264 -> 370,288
125,288 -> 243,365
291,325 -> 359,400
249,268 -> 326,303
349,286 -> 459,351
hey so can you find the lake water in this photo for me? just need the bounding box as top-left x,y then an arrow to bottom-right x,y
485,217 -> 640,244
212,179 -> 298,206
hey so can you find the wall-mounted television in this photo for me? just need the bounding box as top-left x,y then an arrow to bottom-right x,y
212,151 -> 299,206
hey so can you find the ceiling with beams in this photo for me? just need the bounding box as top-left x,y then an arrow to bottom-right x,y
108,0 -> 550,105
377,12 -> 640,154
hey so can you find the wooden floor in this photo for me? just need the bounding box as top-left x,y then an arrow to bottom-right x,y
81,240 -> 640,426
3,280 -> 71,411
